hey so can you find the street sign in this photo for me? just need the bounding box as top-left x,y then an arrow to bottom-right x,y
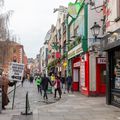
8,62 -> 24,82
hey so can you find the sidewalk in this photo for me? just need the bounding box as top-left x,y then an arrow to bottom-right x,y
32,93 -> 120,120
0,81 -> 120,120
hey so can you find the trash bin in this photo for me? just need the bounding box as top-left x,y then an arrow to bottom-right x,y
0,88 -> 2,113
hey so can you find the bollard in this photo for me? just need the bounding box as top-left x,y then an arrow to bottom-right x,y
21,91 -> 32,115
0,88 -> 2,113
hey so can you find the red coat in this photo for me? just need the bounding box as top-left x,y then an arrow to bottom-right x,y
54,79 -> 61,89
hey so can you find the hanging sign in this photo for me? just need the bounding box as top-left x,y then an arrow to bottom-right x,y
97,58 -> 106,64
8,62 -> 24,81
68,2 -> 81,18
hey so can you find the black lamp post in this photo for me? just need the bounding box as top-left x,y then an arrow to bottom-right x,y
90,22 -> 101,42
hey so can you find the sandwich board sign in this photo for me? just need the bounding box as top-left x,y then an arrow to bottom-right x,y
9,62 -> 24,82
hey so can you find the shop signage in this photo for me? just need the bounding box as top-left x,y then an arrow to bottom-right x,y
68,2 -> 81,19
97,58 -> 106,64
8,62 -> 24,82
68,44 -> 83,59
73,61 -> 80,67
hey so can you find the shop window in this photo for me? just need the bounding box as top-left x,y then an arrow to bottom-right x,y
114,50 -> 120,90
114,59 -> 120,89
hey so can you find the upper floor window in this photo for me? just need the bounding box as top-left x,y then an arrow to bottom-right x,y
74,26 -> 78,37
115,0 -> 120,21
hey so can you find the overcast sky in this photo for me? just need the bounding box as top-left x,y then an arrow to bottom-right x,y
4,0 -> 74,58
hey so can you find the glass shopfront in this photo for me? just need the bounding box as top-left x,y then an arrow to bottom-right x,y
109,48 -> 120,107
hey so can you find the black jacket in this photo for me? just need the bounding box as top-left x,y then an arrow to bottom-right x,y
41,77 -> 52,90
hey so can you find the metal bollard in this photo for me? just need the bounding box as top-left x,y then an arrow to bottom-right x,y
0,88 -> 2,113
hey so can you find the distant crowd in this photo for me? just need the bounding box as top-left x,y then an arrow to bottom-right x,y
22,73 -> 73,101
0,71 -> 73,110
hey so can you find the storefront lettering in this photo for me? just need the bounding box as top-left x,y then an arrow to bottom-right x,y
74,62 -> 80,67
76,47 -> 82,55
68,44 -> 83,59
68,51 -> 75,59
97,58 -> 106,64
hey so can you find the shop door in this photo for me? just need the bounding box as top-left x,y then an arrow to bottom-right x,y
73,68 -> 80,91
99,65 -> 106,94
96,58 -> 106,95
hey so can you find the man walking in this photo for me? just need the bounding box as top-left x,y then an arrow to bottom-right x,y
66,75 -> 72,93
41,74 -> 52,101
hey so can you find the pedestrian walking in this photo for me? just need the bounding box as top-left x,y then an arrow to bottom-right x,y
50,73 -> 55,94
66,75 -> 72,93
41,74 -> 52,100
35,76 -> 42,95
54,76 -> 62,99
60,76 -> 66,94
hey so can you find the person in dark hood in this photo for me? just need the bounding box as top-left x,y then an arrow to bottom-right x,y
41,74 -> 52,100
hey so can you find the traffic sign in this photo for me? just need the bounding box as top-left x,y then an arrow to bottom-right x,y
8,62 -> 24,82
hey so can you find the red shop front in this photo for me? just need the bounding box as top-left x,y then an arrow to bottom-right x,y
96,57 -> 106,95
89,54 -> 106,96
72,53 -> 89,94
80,53 -> 89,96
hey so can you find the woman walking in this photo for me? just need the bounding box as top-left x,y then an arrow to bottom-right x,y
54,76 -> 62,99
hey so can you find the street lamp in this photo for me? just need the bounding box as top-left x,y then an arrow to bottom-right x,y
90,22 -> 104,56
90,22 -> 101,40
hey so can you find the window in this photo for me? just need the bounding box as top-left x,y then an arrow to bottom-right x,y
117,0 -> 120,17
114,50 -> 120,90
74,26 -> 78,36
115,0 -> 120,22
